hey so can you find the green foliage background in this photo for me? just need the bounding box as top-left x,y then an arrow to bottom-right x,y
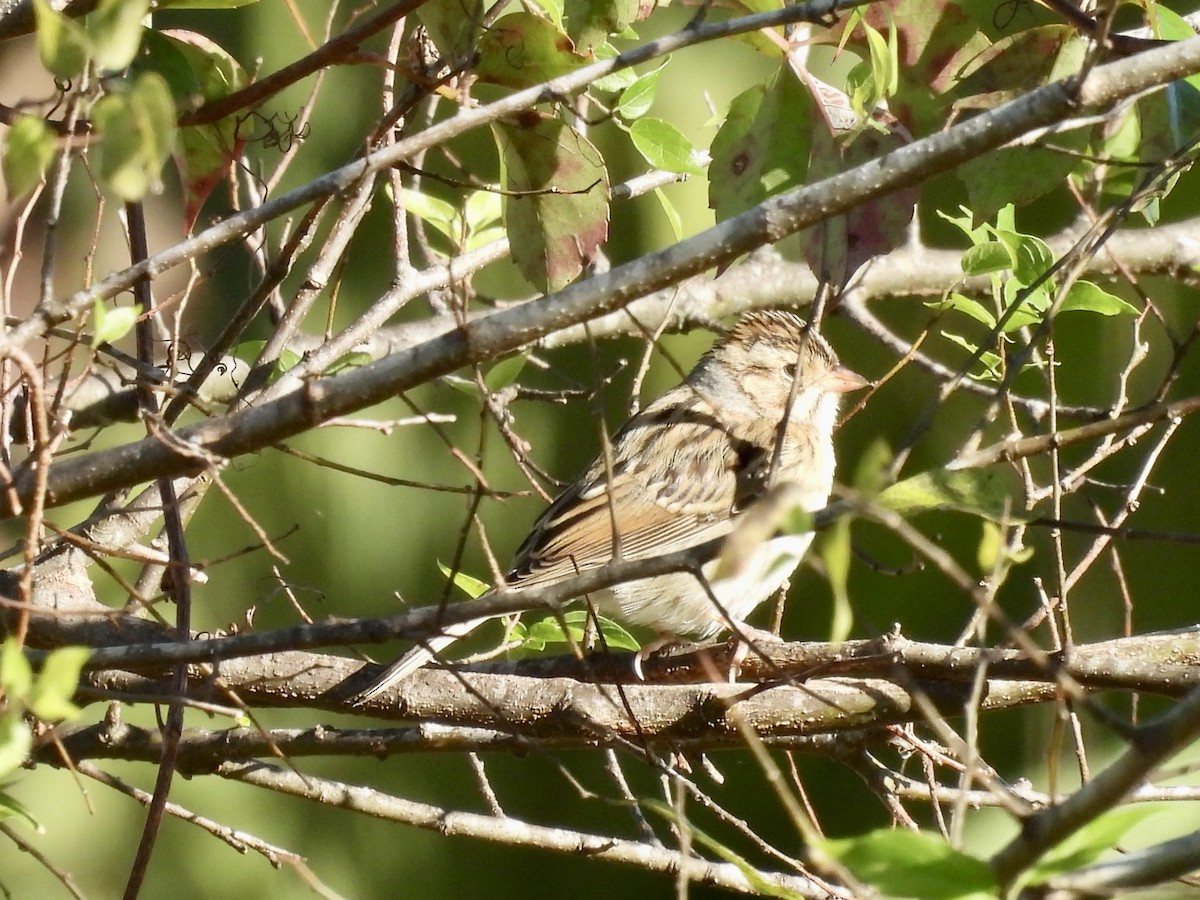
2,0 -> 1200,896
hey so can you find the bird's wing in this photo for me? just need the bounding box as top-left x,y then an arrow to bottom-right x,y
508,397 -> 773,588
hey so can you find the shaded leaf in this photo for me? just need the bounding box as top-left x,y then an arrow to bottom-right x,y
135,30 -> 249,231
494,113 -> 610,291
417,0 -> 485,60
0,790 -> 42,831
564,0 -> 639,55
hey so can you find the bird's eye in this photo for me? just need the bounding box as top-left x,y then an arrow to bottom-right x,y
784,362 -> 797,379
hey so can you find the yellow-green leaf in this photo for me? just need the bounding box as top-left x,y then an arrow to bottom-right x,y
3,116 -> 56,200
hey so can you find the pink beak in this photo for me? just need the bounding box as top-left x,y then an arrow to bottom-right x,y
825,365 -> 871,394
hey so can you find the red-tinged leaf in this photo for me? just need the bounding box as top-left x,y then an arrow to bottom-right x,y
799,123 -> 916,288
821,0 -> 990,134
954,26 -> 1084,105
476,13 -> 588,88
494,113 -> 610,292
135,30 -> 248,231
709,63 -> 812,221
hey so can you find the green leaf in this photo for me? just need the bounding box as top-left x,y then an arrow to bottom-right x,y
590,42 -> 636,93
629,117 -> 704,175
437,561 -> 490,599
0,714 -> 33,780
91,299 -> 142,347
878,468 -> 1019,522
0,790 -> 42,832
654,187 -> 683,241
1027,807 -> 1159,883
1059,281 -> 1138,317
941,332 -> 1003,382
615,64 -> 663,120
475,13 -> 588,88
464,189 -> 503,234
961,241 -> 1013,276
323,351 -> 373,375
2,116 -> 56,201
27,646 -> 89,722
134,29 -> 249,231
156,0 -> 259,7
87,0 -> 149,72
484,354 -> 526,391
976,520 -> 1035,574
1,639 -> 33,698
930,293 -> 996,328
821,518 -> 853,642
33,0 -> 90,78
92,72 -> 178,201
825,829 -> 997,900
518,611 -> 639,653
401,187 -> 461,243
709,65 -> 812,220
494,113 -> 610,291
564,0 -> 639,55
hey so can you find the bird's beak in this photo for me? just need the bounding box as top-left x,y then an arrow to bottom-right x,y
825,365 -> 871,394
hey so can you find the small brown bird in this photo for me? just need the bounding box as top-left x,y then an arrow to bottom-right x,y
354,310 -> 867,701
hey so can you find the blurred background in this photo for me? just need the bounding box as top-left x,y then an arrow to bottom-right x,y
2,0 -> 1200,896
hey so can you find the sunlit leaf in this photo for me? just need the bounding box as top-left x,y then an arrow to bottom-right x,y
476,13 -> 588,88
33,0 -> 90,78
2,115 -> 56,200
825,829 -> 997,899
437,561 -> 490,599
27,646 -> 89,722
0,715 -> 32,780
87,0 -> 149,72
0,790 -> 42,832
91,300 -> 142,347
1060,281 -> 1138,317
92,72 -> 177,201
1,639 -> 33,697
878,467 -> 1019,522
710,64 -> 812,220
629,117 -> 704,175
615,63 -> 664,120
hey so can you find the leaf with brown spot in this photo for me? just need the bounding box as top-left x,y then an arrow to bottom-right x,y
493,113 -> 610,292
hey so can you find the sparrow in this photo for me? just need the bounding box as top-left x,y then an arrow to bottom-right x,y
353,310 -> 867,701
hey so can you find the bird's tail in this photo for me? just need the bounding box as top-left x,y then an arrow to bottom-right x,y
351,618 -> 487,704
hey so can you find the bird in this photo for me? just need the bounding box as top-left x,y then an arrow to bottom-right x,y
352,309 -> 867,702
